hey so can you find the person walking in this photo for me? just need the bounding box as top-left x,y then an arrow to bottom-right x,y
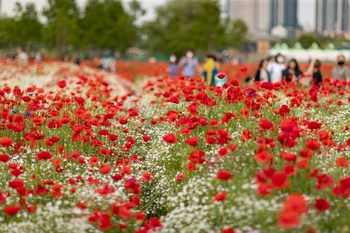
71,53 -> 81,66
304,58 -> 322,86
254,59 -> 271,83
282,59 -> 302,83
17,47 -> 28,64
100,50 -> 116,72
179,49 -> 199,78
266,53 -> 286,83
332,55 -> 350,85
168,55 -> 179,79
202,54 -> 219,86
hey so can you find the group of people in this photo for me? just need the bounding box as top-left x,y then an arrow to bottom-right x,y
247,53 -> 350,87
167,49 -> 227,87
90,51 -> 116,72
62,53 -> 81,66
62,50 -> 116,72
1,48 -> 43,64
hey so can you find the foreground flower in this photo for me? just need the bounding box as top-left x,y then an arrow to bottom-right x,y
278,210 -> 299,229
216,170 -> 233,181
314,198 -> 330,212
163,133 -> 177,144
36,151 -> 53,161
0,137 -> 14,147
3,205 -> 21,216
214,192 -> 227,201
57,80 -> 66,88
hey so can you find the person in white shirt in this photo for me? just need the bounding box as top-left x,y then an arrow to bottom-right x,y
266,54 -> 286,83
17,47 -> 28,64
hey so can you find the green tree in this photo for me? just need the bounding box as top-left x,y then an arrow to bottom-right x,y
144,0 -> 226,56
228,19 -> 248,49
0,18 -> 17,48
128,0 -> 146,25
42,0 -> 80,57
14,2 -> 43,48
0,2 -> 42,49
80,0 -> 136,52
298,34 -> 322,49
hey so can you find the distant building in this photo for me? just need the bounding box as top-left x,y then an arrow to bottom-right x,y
228,0 -> 256,32
228,0 -> 270,33
256,0 -> 271,33
270,0 -> 284,30
316,0 -> 349,34
228,0 -> 300,38
270,0 -> 300,38
283,0 -> 299,37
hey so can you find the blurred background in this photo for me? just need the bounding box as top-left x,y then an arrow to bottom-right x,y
1,0 -> 350,63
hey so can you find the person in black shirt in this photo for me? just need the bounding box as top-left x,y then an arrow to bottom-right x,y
312,60 -> 322,86
282,59 -> 303,82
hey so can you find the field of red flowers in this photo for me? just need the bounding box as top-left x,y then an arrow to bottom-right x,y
0,59 -> 350,233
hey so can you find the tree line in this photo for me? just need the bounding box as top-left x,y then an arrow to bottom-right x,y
0,0 -> 248,58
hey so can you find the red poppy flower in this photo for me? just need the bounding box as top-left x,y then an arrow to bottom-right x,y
175,173 -> 185,182
124,178 -> 141,194
112,204 -> 131,220
222,227 -> 235,233
141,172 -> 153,181
316,174 -> 334,190
3,205 -> 21,216
278,210 -> 299,229
280,152 -> 296,162
162,133 -> 177,144
0,137 -> 14,147
259,118 -> 274,131
217,73 -> 226,79
9,179 -> 24,188
336,157 -> 348,167
185,137 -> 199,147
261,82 -> 274,90
99,164 -> 111,174
144,217 -> 162,229
134,212 -> 146,221
188,150 -> 206,164
240,66 -> 247,72
213,192 -> 227,201
255,152 -> 273,163
142,135 -> 151,142
216,170 -> 233,181
206,136 -> 216,144
283,194 -> 307,214
306,139 -> 320,151
314,198 -> 330,212
57,80 -> 66,88
0,154 -> 10,163
218,147 -> 228,157
271,172 -> 289,189
98,212 -> 113,230
111,173 -> 123,181
36,151 -> 52,161
307,121 -> 322,130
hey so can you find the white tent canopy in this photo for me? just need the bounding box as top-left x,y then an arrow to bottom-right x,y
269,43 -> 350,62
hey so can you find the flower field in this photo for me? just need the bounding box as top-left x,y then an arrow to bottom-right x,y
0,60 -> 350,233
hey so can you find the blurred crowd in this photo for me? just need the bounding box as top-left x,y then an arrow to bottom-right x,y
244,54 -> 349,88
168,49 -> 350,88
1,48 -> 45,63
167,49 -> 228,87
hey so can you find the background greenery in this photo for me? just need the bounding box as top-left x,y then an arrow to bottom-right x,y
1,0 -> 349,59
